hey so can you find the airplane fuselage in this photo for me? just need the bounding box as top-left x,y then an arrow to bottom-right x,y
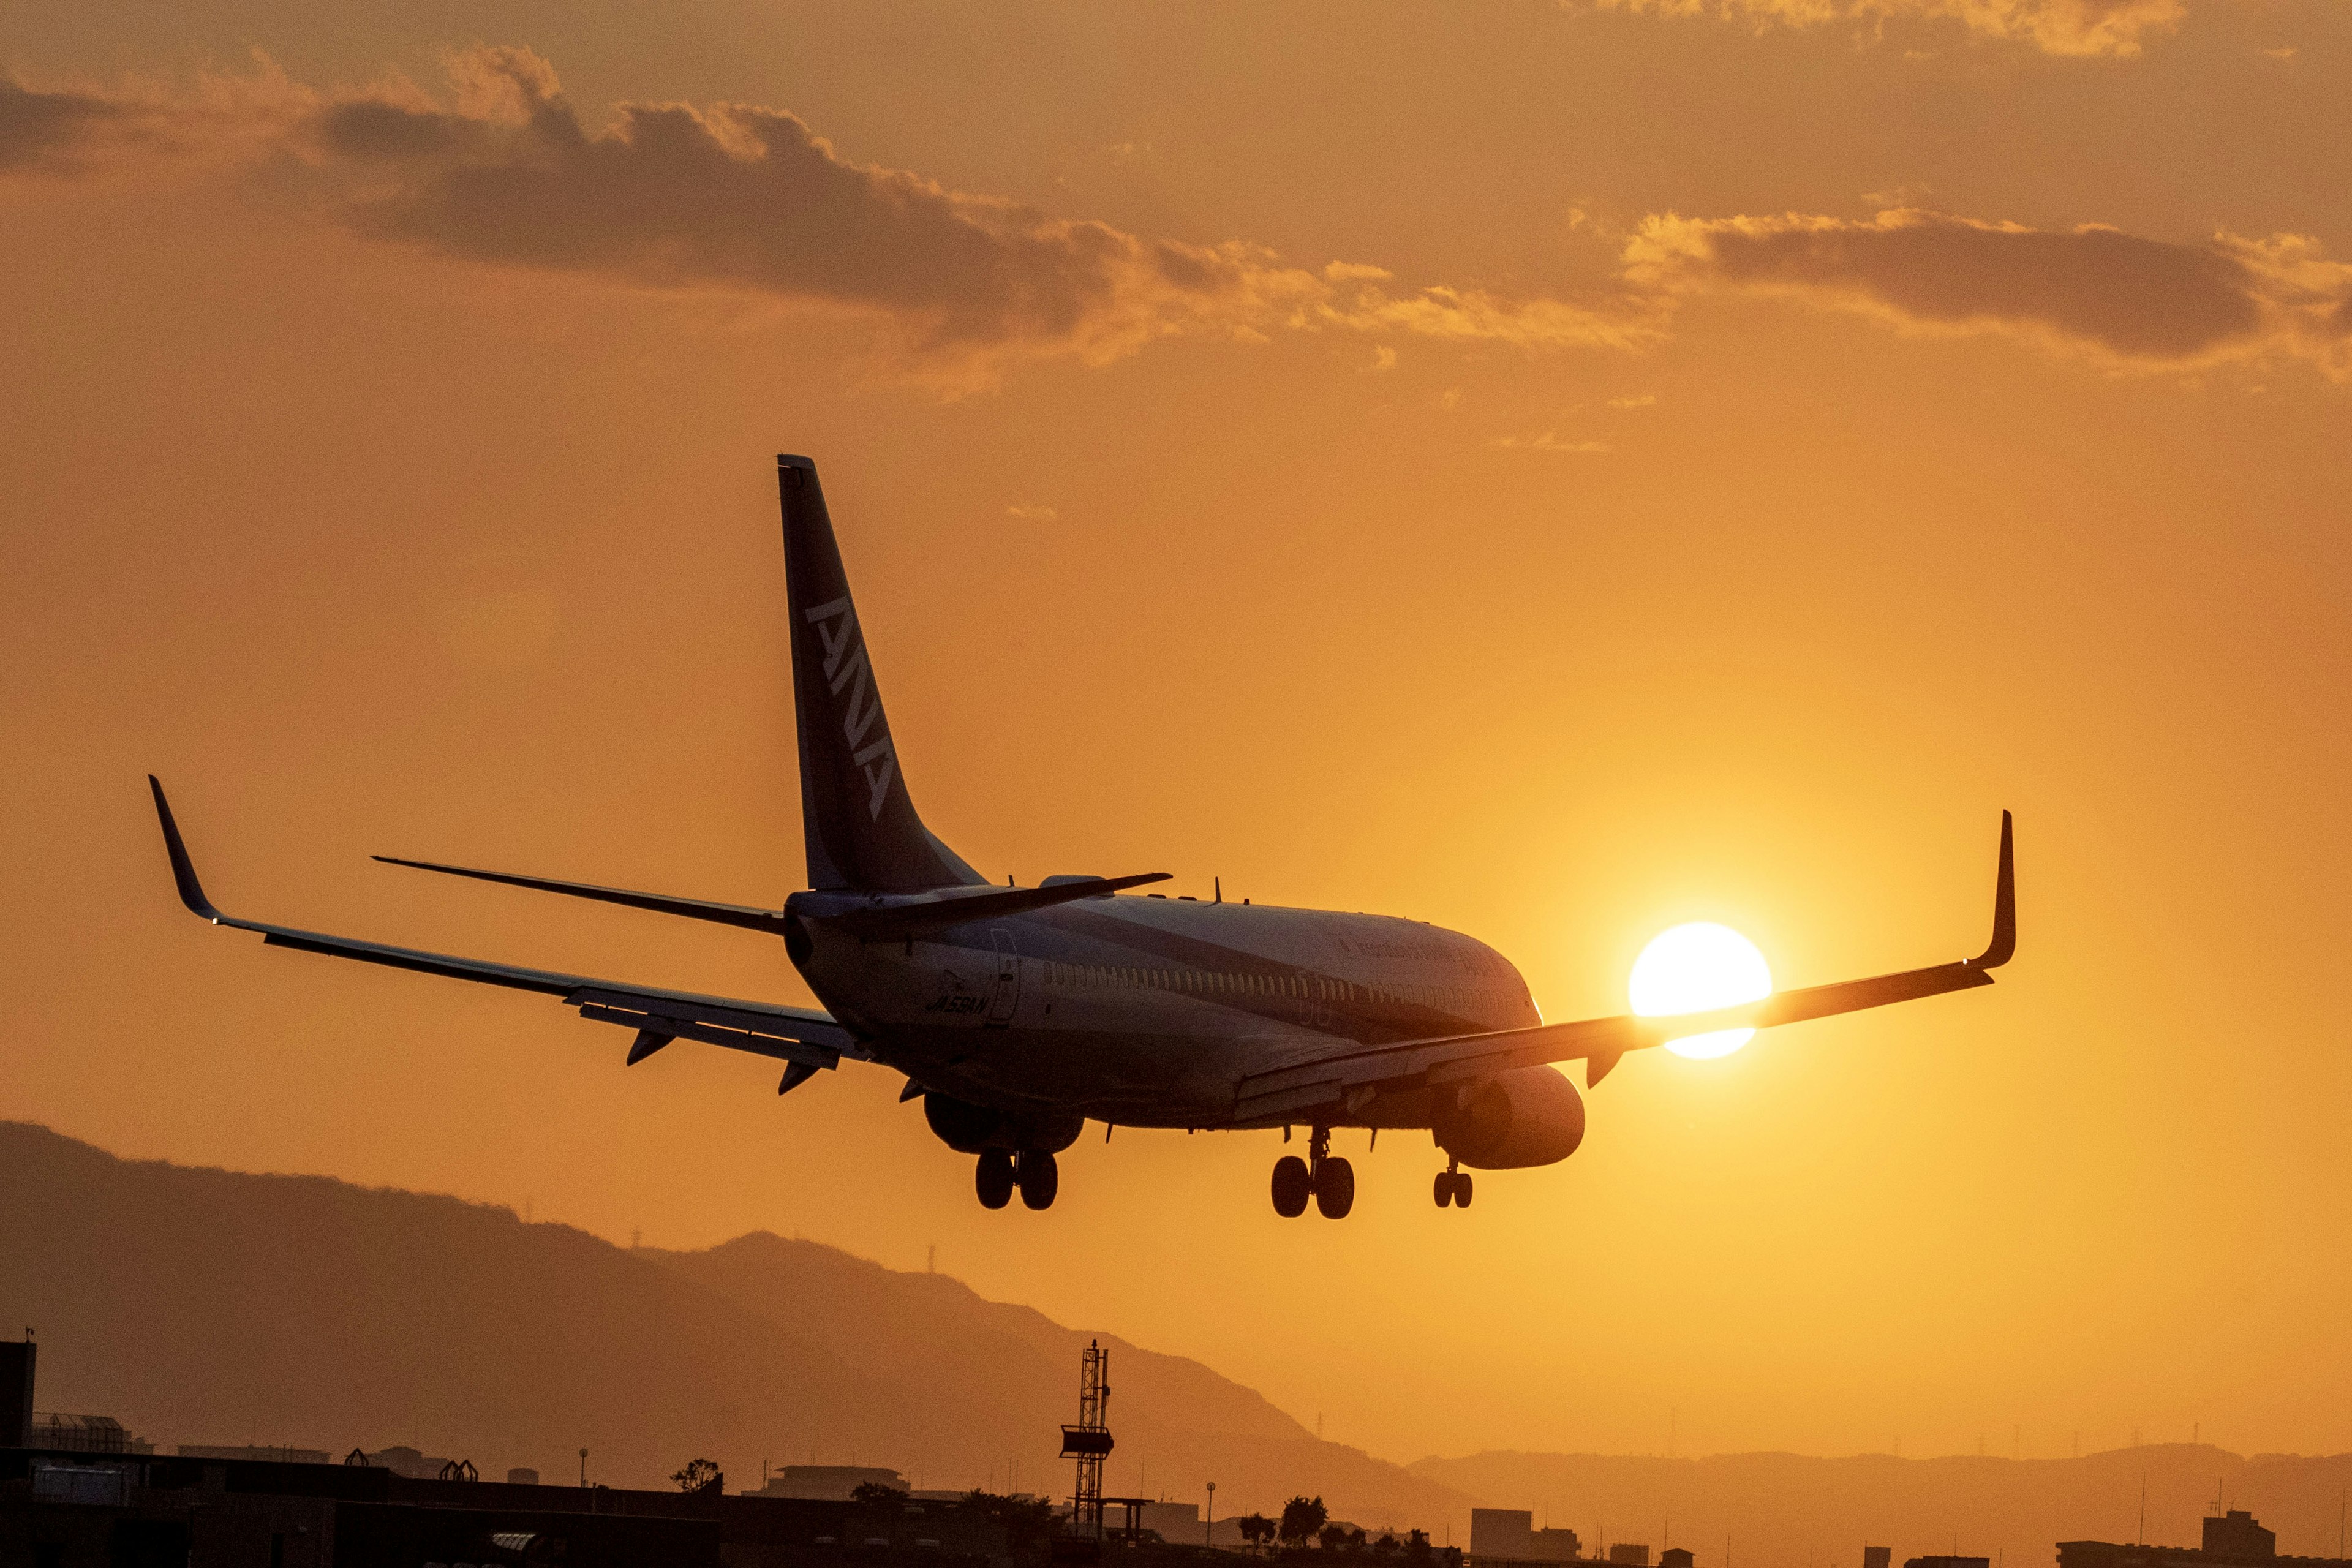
788,887 -> 1539,1132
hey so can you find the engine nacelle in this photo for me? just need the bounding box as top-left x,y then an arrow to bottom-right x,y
1436,1066 -> 1585,1170
922,1091 -> 1084,1155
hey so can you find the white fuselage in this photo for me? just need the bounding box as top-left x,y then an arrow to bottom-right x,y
786,887 -> 1541,1129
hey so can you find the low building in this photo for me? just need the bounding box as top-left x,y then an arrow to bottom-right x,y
1128,1501 -> 1201,1541
26,1413 -> 154,1455
2060,1510 -> 2352,1568
751,1465 -> 911,1501
1471,1508 -> 1583,1565
360,1444 -> 462,1479
1662,1548 -> 1695,1568
1905,1556 -> 1988,1568
1,1445 -> 1012,1568
2207,1515 -> 2278,1559
1,1341 -> 31,1450
179,1445 -> 333,1466
1609,1544 -> 1651,1567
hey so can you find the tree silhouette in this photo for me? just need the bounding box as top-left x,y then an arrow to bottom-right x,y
959,1489 -> 1059,1547
1406,1531 -> 1432,1561
670,1458 -> 720,1493
1280,1496 -> 1329,1546
851,1480 -> 911,1506
1240,1514 -> 1278,1552
1319,1523 -> 1354,1551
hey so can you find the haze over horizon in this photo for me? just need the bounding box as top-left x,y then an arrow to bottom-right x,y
4,0 -> 2349,1485
11,1114 -> 2352,1568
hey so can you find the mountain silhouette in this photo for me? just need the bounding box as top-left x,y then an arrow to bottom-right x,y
0,1121 -> 1464,1525
12,1119 -> 2352,1562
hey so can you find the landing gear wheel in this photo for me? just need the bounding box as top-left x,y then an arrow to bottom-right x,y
1453,1171 -> 1473,1209
1433,1172 -> 1454,1208
1016,1149 -> 1059,1211
975,1150 -> 1015,1210
1314,1155 -> 1355,1219
1271,1155 -> 1311,1218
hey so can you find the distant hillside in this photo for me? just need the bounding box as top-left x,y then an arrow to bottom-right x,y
17,1120 -> 2352,1567
0,1121 -> 1465,1526
1408,1447 -> 2352,1568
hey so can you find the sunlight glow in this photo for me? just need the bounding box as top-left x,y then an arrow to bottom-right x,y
1630,922 -> 1773,1060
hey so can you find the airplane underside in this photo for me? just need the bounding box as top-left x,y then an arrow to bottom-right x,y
841,1001 -> 1590,1219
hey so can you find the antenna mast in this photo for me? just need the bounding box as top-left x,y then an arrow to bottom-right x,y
1060,1340 -> 1115,1540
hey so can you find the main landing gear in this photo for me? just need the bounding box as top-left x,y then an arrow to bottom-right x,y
1270,1127 -> 1354,1219
976,1150 -> 1058,1211
1433,1157 -> 1473,1209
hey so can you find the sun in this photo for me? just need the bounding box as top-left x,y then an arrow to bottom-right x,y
1629,922 -> 1773,1060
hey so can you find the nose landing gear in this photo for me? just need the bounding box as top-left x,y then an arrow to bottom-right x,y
1433,1158 -> 1472,1209
1271,1127 -> 1355,1219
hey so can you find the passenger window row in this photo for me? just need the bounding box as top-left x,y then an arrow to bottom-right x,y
1040,962 -> 1497,1014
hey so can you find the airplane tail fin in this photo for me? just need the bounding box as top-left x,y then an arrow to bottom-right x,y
779,455 -> 984,892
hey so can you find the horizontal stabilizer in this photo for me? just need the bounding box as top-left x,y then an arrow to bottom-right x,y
816,872 -> 1171,939
374,856 -> 785,934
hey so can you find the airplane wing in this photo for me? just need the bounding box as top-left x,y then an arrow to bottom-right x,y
148,778 -> 858,1091
1234,813 -> 2014,1125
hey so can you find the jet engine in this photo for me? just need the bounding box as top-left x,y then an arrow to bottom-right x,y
922,1091 -> 1084,1155
1435,1066 -> 1585,1169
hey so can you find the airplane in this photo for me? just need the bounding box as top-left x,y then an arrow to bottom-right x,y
148,453 -> 2016,1218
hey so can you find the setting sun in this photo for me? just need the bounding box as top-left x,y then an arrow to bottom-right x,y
1630,922 -> 1774,1060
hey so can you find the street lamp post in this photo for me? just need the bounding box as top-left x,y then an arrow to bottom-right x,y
1207,1482 -> 1216,1549
579,1449 -> 588,1487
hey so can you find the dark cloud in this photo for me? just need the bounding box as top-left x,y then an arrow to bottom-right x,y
0,80 -> 125,172
0,48 -> 1650,381
1626,209 -> 2350,374
316,83 -> 1171,352
282,48 -> 1642,377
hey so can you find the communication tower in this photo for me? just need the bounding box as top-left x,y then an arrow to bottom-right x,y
1060,1339 -> 1115,1539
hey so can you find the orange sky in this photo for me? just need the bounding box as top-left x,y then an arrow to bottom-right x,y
4,0 -> 2350,1482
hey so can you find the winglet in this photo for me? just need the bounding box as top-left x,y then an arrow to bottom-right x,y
1970,810 -> 2015,969
147,775 -> 222,922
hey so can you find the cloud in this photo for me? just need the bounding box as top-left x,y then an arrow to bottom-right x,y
1572,0 -> 2184,56
17,52 -> 2338,388
0,80 -> 124,171
1624,208 -> 2352,375
1,57 -> 320,177
1,49 -> 1649,386
1488,431 -> 1611,453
